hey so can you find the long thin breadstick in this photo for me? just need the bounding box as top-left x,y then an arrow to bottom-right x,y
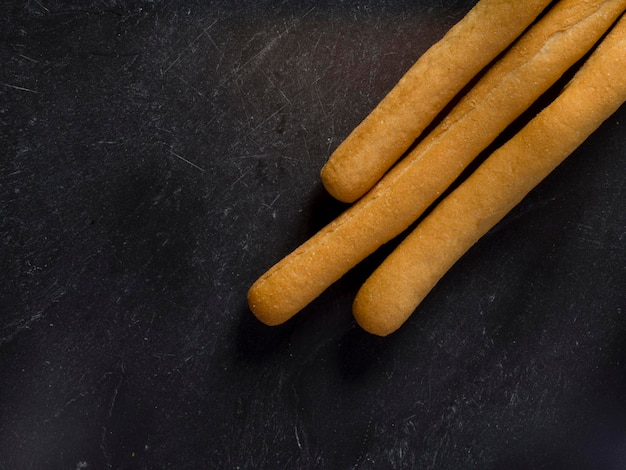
320,0 -> 552,203
425,0 -> 626,145
248,0 -> 626,327
353,14 -> 626,336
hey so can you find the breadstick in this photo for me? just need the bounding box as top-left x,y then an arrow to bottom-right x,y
424,0 -> 626,145
248,0 -> 625,327
320,0 -> 552,203
353,14 -> 626,336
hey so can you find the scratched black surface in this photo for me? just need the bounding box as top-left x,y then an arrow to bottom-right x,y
2,0 -> 626,468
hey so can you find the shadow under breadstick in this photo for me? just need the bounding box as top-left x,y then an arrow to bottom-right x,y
353,13 -> 626,336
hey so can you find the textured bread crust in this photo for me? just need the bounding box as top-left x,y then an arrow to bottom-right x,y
353,14 -> 626,336
320,0 -> 552,203
248,0 -> 626,327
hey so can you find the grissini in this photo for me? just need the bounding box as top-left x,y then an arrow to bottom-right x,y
248,0 -> 626,327
422,0 -> 626,145
320,0 -> 552,203
353,13 -> 626,336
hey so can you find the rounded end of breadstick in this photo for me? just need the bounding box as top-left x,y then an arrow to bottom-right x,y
320,161 -> 362,203
247,278 -> 297,327
352,288 -> 407,337
353,264 -> 425,336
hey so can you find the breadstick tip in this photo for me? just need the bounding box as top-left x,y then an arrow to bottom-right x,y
353,287 -> 407,337
247,280 -> 291,326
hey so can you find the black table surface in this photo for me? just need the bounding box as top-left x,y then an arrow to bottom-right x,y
2,1 -> 626,468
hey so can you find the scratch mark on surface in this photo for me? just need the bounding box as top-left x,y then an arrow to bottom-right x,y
228,168 -> 252,191
252,103 -> 289,132
120,53 -> 139,71
217,7 -> 316,89
315,82 -> 326,117
262,194 -> 280,210
1,81 -> 41,94
313,32 -> 323,56
232,153 -> 272,160
168,149 -> 206,172
206,33 -> 224,56
106,372 -> 123,420
33,0 -> 49,12
155,126 -> 173,134
162,53 -> 183,75
214,52 -> 225,72
294,425 -> 302,450
161,30 -> 205,76
429,432 -> 449,470
100,367 -> 124,467
195,259 -> 212,283
201,17 -> 219,31
18,53 -> 39,63
200,20 -> 221,50
197,18 -> 224,70
262,70 -> 291,105
0,313 -> 44,347
50,391 -> 89,420
236,36 -> 278,80
176,74 -> 208,100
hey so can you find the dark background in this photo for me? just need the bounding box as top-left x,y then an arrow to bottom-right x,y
2,1 -> 625,468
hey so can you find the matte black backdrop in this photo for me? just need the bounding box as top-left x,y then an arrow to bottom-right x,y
2,1 -> 626,468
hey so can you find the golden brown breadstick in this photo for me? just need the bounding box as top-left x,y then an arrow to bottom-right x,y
353,14 -> 626,336
425,0 -> 626,145
321,0 -> 552,203
248,0 -> 625,327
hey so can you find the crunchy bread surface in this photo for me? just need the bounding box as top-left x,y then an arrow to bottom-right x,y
354,14 -> 626,336
321,0 -> 553,203
249,1 -> 626,327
